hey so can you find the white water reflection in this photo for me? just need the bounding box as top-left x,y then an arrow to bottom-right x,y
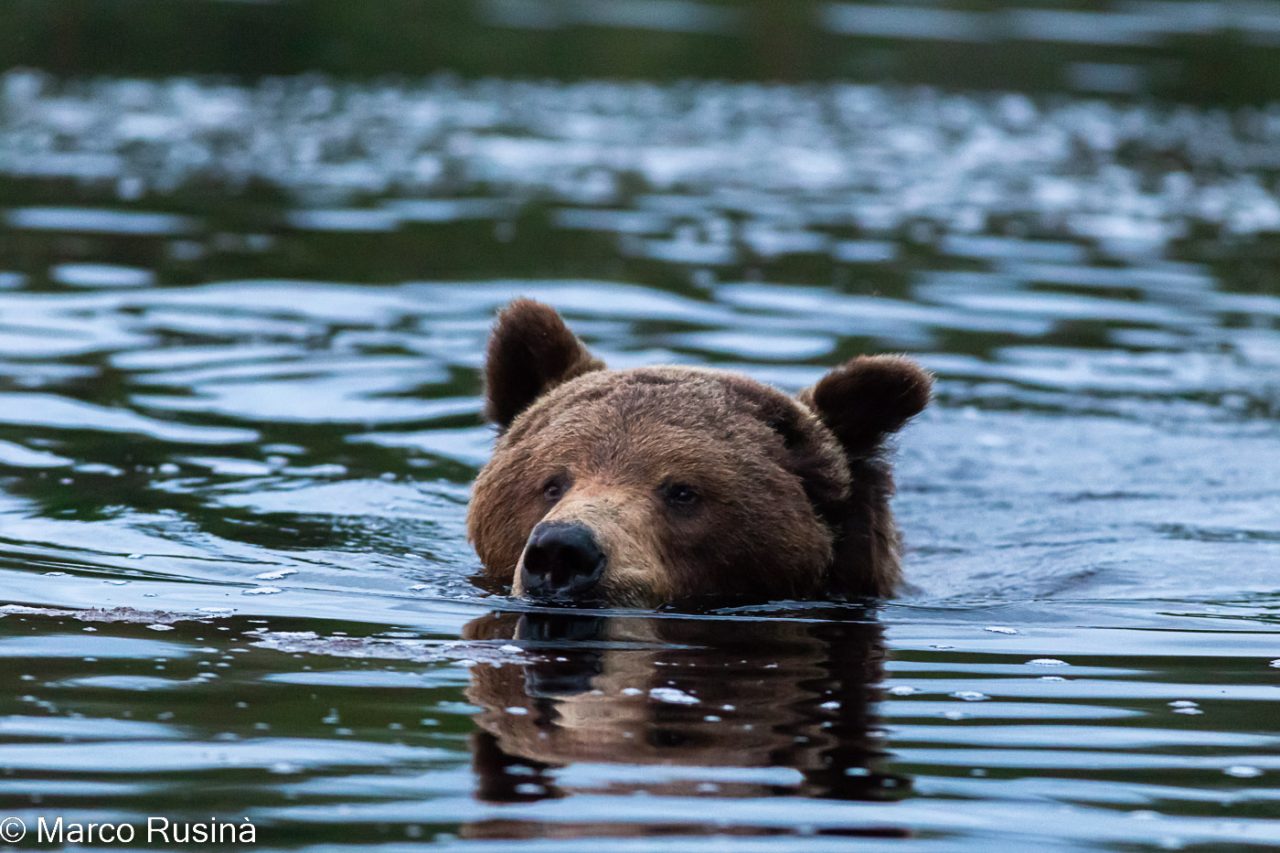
6,73 -> 1280,255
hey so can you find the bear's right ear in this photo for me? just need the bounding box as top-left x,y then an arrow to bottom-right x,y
483,299 -> 604,429
799,355 -> 932,459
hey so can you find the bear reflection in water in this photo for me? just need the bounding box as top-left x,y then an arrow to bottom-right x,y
461,608 -> 910,839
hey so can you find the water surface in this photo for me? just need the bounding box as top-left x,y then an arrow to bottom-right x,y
0,72 -> 1278,850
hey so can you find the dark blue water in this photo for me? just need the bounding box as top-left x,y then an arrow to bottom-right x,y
0,71 -> 1278,849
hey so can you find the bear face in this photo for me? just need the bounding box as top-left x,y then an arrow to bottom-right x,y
467,299 -> 931,607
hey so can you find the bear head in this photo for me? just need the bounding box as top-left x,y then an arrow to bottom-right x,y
467,299 -> 931,608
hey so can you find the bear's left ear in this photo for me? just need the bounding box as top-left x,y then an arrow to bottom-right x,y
483,299 -> 604,429
799,355 -> 932,458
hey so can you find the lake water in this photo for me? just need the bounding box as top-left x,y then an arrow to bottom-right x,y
0,70 -> 1278,849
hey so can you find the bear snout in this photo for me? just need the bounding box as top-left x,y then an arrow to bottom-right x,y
519,521 -> 607,602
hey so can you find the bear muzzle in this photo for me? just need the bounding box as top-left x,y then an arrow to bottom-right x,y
518,521 -> 607,603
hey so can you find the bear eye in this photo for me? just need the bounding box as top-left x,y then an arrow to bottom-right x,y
662,482 -> 700,509
542,475 -> 569,502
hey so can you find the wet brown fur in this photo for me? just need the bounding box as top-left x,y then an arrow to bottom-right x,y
467,299 -> 931,606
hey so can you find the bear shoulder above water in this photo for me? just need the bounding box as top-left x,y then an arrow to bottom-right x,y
468,299 -> 931,608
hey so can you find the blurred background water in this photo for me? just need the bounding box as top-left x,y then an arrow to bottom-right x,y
0,2 -> 1278,850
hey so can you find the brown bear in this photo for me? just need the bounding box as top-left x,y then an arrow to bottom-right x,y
467,298 -> 931,607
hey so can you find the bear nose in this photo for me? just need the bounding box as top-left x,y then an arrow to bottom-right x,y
521,522 -> 606,601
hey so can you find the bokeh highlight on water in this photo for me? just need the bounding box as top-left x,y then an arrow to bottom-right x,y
0,57 -> 1279,853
